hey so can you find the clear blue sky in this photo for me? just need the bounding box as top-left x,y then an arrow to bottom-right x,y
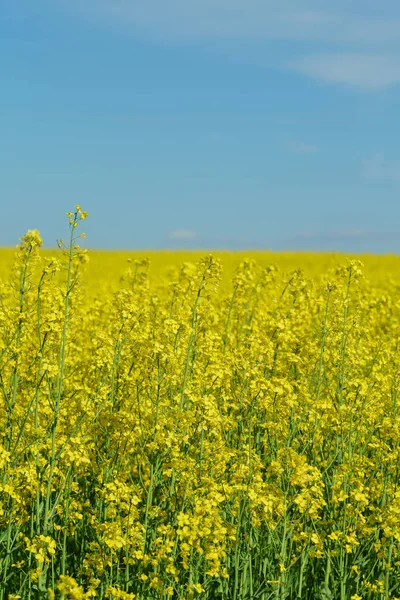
2,0 -> 400,252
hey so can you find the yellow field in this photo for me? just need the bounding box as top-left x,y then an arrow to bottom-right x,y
2,209 -> 400,599
1,246 -> 400,293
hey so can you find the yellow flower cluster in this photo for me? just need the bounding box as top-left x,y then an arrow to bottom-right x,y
2,211 -> 400,598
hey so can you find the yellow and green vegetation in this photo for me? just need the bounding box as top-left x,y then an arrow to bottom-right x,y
2,207 -> 400,599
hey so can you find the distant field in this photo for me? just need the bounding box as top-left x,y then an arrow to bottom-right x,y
1,246 -> 400,291
1,216 -> 400,598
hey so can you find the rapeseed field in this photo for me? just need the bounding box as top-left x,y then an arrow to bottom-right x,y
2,207 -> 400,599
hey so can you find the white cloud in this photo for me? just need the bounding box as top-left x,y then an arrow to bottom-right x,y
362,153 -> 400,180
289,54 -> 400,89
284,140 -> 318,154
168,229 -> 197,240
59,0 -> 400,89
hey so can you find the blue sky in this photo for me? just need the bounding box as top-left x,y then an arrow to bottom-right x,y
1,0 -> 400,252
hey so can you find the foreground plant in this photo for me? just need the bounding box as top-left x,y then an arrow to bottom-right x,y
1,210 -> 400,599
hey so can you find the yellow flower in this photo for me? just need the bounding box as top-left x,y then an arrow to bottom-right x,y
2,211 -> 400,599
